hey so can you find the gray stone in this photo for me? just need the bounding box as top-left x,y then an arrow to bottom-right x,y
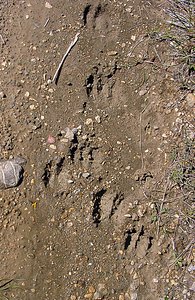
0,157 -> 26,189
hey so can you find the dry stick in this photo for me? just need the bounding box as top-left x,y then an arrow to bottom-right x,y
44,18 -> 50,28
52,32 -> 80,84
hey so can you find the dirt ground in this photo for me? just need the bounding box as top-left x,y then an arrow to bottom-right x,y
0,1 -> 194,300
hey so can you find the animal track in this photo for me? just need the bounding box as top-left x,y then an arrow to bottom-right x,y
82,2 -> 108,30
92,188 -> 107,226
91,190 -> 124,226
82,4 -> 91,26
124,225 -> 154,258
85,62 -> 118,99
41,156 -> 66,187
41,132 -> 100,189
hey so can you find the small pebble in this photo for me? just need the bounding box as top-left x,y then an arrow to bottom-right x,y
124,293 -> 131,300
47,135 -> 55,144
0,91 -> 6,99
186,93 -> 195,108
130,292 -> 137,300
25,91 -> 30,98
29,104 -> 35,110
84,294 -> 93,299
139,89 -> 147,96
49,144 -> 57,150
45,1 -> 52,8
60,138 -> 69,143
85,118 -> 93,125
88,286 -> 96,293
126,6 -> 133,13
189,282 -> 195,292
107,51 -> 118,56
188,264 -> 195,272
82,172 -> 91,179
95,115 -> 101,123
93,292 -> 102,300
67,180 -> 74,184
65,128 -> 76,142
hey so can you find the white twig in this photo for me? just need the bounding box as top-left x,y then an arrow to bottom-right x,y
44,18 -> 50,28
0,34 -> 5,44
52,32 -> 80,84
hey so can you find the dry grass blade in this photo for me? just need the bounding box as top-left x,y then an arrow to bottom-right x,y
168,238 -> 195,268
165,0 -> 195,89
0,279 -> 21,299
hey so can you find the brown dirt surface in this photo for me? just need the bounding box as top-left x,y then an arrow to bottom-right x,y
0,1 -> 194,300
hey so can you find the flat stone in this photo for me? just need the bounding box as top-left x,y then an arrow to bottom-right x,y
82,172 -> 91,179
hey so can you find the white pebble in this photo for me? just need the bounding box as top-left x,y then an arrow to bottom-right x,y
49,144 -> 57,150
45,2 -> 52,9
85,118 -> 93,125
29,104 -> 35,110
25,91 -> 30,98
95,115 -> 101,123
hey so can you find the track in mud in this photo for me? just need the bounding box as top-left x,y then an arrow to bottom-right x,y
0,1 -> 194,300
